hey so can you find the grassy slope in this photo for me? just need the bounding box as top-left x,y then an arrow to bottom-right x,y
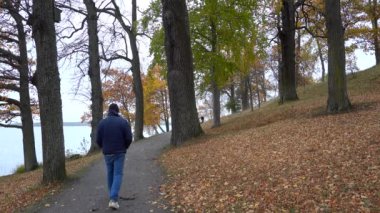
160,66 -> 380,212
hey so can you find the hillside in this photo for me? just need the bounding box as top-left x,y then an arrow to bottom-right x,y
159,66 -> 380,212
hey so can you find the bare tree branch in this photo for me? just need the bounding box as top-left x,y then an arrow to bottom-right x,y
0,95 -> 21,107
0,48 -> 21,62
0,122 -> 22,128
0,83 -> 20,92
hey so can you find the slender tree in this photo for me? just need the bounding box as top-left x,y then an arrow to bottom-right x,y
84,0 -> 103,153
161,0 -> 203,146
30,0 -> 66,182
325,0 -> 351,113
100,0 -> 145,141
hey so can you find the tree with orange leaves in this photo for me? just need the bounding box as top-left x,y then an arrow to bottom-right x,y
143,64 -> 170,134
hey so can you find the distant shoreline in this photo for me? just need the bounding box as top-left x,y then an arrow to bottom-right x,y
33,122 -> 90,127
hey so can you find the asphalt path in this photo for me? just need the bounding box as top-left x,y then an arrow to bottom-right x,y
27,133 -> 171,213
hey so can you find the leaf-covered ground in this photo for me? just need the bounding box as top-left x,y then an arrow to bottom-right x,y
159,68 -> 380,212
0,153 -> 100,212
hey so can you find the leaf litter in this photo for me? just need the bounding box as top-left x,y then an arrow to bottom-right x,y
160,93 -> 380,212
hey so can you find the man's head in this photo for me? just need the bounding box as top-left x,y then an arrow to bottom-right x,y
108,103 -> 119,113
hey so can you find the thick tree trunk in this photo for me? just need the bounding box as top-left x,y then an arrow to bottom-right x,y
84,0 -> 103,153
32,0 -> 66,183
279,0 -> 298,102
161,0 -> 203,146
316,38 -> 326,82
8,0 -> 39,172
325,0 -> 351,113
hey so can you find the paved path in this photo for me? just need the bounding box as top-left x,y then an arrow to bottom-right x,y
28,133 -> 171,213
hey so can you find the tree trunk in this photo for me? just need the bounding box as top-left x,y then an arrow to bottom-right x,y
325,0 -> 351,113
211,69 -> 220,127
316,38 -> 326,82
248,74 -> 254,111
241,75 -> 249,110
260,70 -> 267,102
13,7 -> 38,171
109,0 -> 145,141
295,29 -> 301,86
369,0 -> 380,64
254,70 -> 261,108
160,89 -> 170,132
279,0 -> 298,102
161,0 -> 203,146
210,19 -> 220,127
229,84 -> 237,113
31,0 -> 66,183
130,0 -> 144,141
84,0 -> 103,153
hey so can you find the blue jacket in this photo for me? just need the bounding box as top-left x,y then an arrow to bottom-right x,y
96,111 -> 133,155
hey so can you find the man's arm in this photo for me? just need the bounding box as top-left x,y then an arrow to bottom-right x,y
125,122 -> 133,149
96,122 -> 103,148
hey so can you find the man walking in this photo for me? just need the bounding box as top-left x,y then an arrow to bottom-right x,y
97,103 -> 133,210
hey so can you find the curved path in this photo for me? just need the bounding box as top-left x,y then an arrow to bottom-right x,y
29,133 -> 171,213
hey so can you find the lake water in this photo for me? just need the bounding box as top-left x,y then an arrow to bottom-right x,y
0,126 -> 91,176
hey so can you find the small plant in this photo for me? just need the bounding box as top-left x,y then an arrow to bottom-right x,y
13,165 -> 25,174
13,163 -> 42,174
79,137 -> 90,154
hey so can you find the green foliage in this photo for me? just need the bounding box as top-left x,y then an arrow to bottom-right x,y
149,28 -> 166,71
13,165 -> 26,174
140,0 -> 162,33
225,98 -> 241,112
189,0 -> 258,94
13,163 -> 42,174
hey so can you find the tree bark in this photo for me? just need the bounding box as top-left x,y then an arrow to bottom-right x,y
240,75 -> 249,110
279,0 -> 298,103
260,70 -> 267,102
129,0 -> 145,141
229,84 -> 237,113
16,13 -> 39,172
325,0 -> 351,113
160,90 -> 170,132
31,0 -> 66,183
210,19 -> 220,127
211,69 -> 220,127
161,0 -> 203,146
84,0 -> 103,153
5,0 -> 39,172
254,70 -> 261,108
295,29 -> 301,86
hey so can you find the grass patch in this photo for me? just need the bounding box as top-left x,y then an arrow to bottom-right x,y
12,164 -> 42,175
